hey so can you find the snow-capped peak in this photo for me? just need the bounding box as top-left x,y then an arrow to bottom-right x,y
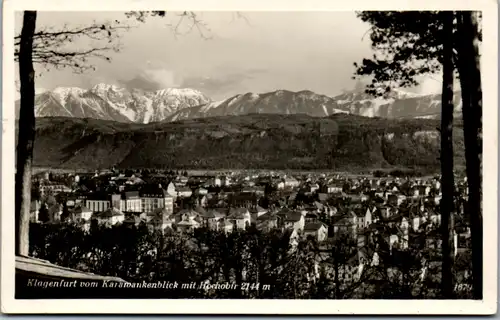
52,86 -> 86,97
391,88 -> 425,99
91,83 -> 123,93
51,87 -> 86,105
155,87 -> 206,99
30,83 -> 211,124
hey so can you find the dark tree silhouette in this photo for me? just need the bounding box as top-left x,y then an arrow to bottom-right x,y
16,11 -> 37,256
353,10 -> 482,299
455,11 -> 483,299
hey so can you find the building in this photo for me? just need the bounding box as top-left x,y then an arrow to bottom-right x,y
326,183 -> 343,194
304,222 -> 328,242
256,213 -> 278,232
119,191 -> 141,213
30,200 -> 41,223
93,207 -> 125,226
165,182 -> 177,197
227,207 -> 251,230
176,186 -> 193,198
85,193 -> 111,213
201,208 -> 226,230
139,185 -> 174,213
48,204 -> 63,222
71,205 -> 93,223
283,177 -> 300,189
249,205 -> 268,223
283,211 -> 305,232
39,183 -> 72,196
143,207 -> 174,232
176,212 -> 201,233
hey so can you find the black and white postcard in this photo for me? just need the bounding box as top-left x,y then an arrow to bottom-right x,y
1,0 -> 498,315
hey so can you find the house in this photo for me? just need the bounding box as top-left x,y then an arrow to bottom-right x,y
71,205 -> 93,223
364,207 -> 372,228
413,185 -> 431,197
283,211 -> 305,232
175,175 -> 189,185
411,215 -> 422,231
177,186 -> 193,198
249,205 -> 268,223
389,230 -> 409,251
174,209 -> 200,224
332,215 -> 356,236
326,183 -> 343,194
304,222 -> 328,242
305,212 -> 319,223
206,176 -> 221,186
141,207 -> 172,227
227,207 -> 251,230
123,215 -> 144,228
228,192 -> 258,209
400,217 -> 410,232
317,193 -> 329,203
148,213 -> 174,233
283,177 -> 300,189
94,207 -> 125,226
195,187 -> 209,196
310,183 -> 320,193
397,195 -> 407,206
220,176 -> 231,186
201,208 -> 226,230
30,200 -> 41,223
176,213 -> 201,233
220,219 -> 234,233
353,207 -> 367,230
196,195 -> 208,208
166,181 -> 177,197
256,213 -> 278,232
48,204 -> 63,223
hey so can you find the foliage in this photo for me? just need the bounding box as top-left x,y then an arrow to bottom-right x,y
29,216 -> 472,299
353,11 -> 445,97
353,11 -> 481,97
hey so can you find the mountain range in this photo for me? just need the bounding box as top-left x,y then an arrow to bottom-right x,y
15,84 -> 210,124
16,84 -> 462,123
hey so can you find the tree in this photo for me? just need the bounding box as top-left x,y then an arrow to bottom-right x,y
16,11 -> 37,256
354,10 -> 483,299
14,18 -> 130,73
439,11 -> 456,299
352,11 -> 461,298
455,11 -> 483,300
15,12 -> 130,256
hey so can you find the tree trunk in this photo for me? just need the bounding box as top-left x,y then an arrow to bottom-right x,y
456,11 -> 483,300
439,10 -> 455,299
15,11 -> 37,257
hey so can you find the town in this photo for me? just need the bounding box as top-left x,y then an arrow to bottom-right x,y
30,168 -> 472,267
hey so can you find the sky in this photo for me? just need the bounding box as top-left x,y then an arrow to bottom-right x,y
15,11 -> 443,101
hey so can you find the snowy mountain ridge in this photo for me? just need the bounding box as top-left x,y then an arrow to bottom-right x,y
15,84 -> 211,123
17,84 -> 462,123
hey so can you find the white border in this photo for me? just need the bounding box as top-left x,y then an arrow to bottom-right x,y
1,0 -> 498,315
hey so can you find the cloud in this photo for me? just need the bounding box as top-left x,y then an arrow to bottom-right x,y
118,69 -> 179,91
180,68 -> 267,98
